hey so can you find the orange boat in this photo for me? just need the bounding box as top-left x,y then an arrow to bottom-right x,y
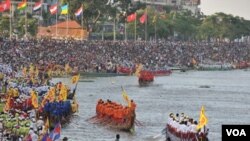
90,99 -> 136,132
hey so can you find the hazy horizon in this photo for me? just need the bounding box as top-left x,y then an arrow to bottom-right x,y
199,0 -> 250,20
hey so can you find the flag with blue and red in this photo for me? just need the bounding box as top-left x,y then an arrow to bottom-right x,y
42,132 -> 52,141
49,122 -> 61,141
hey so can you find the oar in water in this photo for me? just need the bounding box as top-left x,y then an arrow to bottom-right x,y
91,116 -> 109,124
87,116 -> 103,123
135,119 -> 144,126
89,117 -> 103,124
86,116 -> 97,122
153,128 -> 167,139
99,117 -> 111,124
103,120 -> 114,127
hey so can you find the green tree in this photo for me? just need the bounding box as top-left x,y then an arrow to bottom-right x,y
171,10 -> 200,40
16,13 -> 38,37
198,13 -> 250,41
0,16 -> 10,37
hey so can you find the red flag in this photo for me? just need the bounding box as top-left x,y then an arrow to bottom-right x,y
33,0 -> 42,11
127,13 -> 136,22
49,4 -> 58,15
0,0 -> 11,12
139,13 -> 147,24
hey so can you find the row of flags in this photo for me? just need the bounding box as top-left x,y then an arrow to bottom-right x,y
127,13 -> 147,24
0,0 -> 152,24
0,0 -> 84,17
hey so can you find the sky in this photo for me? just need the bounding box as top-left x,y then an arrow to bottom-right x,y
199,0 -> 250,20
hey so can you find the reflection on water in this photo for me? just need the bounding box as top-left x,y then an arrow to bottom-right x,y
54,70 -> 250,141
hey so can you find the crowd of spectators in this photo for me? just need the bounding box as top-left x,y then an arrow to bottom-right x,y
0,38 -> 249,72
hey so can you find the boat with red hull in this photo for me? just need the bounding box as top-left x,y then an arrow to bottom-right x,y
138,71 -> 154,86
165,124 -> 209,141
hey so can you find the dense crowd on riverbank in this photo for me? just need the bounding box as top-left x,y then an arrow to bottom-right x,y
0,63 -> 78,140
0,38 -> 249,72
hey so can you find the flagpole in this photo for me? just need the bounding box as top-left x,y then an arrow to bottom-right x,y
9,0 -> 12,39
31,0 -> 33,14
67,3 -> 69,38
56,0 -> 58,37
113,18 -> 116,41
125,21 -> 127,41
40,0 -> 43,26
134,13 -> 136,41
154,19 -> 156,41
145,0 -> 147,41
153,0 -> 156,42
81,4 -> 83,40
25,1 -> 28,38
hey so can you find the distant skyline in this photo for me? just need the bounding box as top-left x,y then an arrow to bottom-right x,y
199,0 -> 250,20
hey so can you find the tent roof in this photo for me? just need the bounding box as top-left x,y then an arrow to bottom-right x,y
50,20 -> 82,29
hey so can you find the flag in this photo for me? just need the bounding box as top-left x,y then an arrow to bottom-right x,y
75,6 -> 83,17
0,0 -> 11,12
60,4 -> 68,15
59,84 -> 67,101
121,87 -> 131,107
196,106 -> 208,130
139,13 -> 147,24
33,0 -> 42,11
71,74 -> 80,84
41,132 -> 51,141
127,13 -> 136,22
17,0 -> 27,11
49,122 -> 61,140
49,4 -> 58,15
31,90 -> 38,108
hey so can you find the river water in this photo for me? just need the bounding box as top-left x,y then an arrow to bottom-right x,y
55,70 -> 250,141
